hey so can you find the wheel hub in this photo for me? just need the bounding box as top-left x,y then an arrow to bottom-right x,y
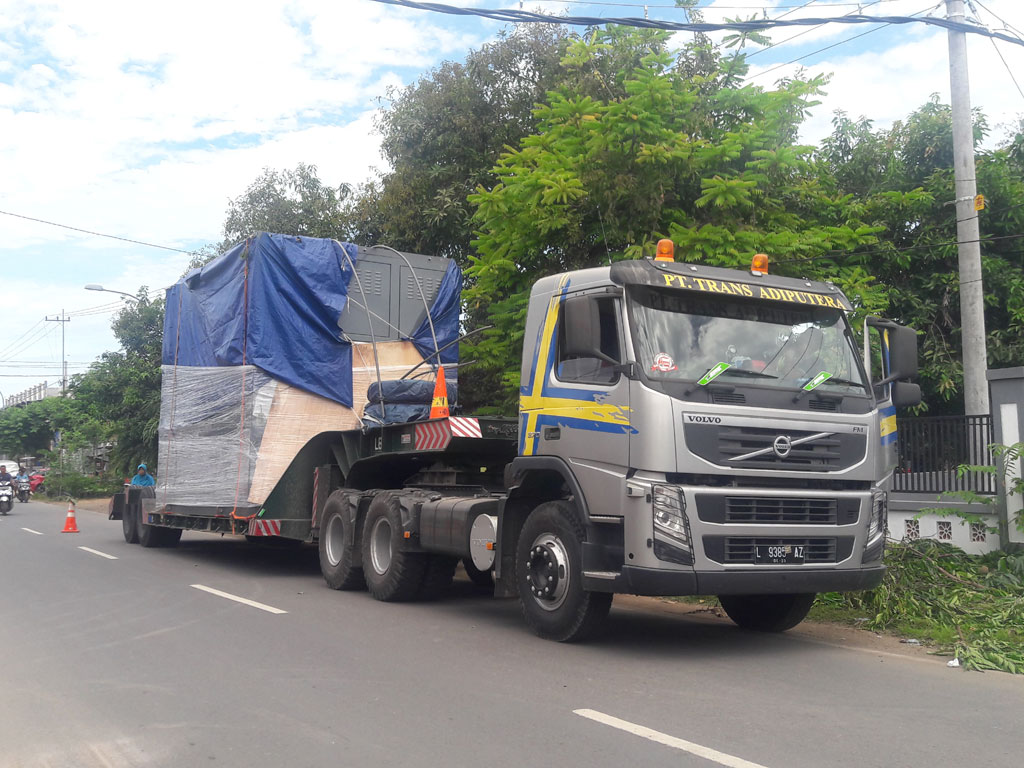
369,516 -> 393,575
525,533 -> 569,611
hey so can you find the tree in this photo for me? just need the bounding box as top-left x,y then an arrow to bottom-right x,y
70,288 -> 165,473
221,163 -> 350,249
466,28 -> 884,411
359,23 -> 572,263
819,99 -> 1024,412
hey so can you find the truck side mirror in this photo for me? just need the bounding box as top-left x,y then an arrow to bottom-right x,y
891,381 -> 921,409
562,294 -> 604,360
887,325 -> 919,381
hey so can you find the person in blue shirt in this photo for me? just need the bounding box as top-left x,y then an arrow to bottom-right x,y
131,463 -> 155,487
14,467 -> 31,484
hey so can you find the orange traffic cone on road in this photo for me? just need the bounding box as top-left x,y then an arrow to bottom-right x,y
429,366 -> 450,419
62,501 -> 80,533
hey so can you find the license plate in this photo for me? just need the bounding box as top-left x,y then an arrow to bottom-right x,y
754,544 -> 805,564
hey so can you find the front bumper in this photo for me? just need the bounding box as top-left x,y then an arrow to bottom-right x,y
585,564 -> 885,596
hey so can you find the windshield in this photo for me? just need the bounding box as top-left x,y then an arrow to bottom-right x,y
627,286 -> 867,394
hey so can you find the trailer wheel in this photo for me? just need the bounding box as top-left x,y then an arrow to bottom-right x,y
462,557 -> 494,590
122,502 -> 139,544
319,493 -> 366,591
718,593 -> 816,632
361,491 -> 427,602
418,555 -> 458,600
137,508 -> 182,548
516,500 -> 611,642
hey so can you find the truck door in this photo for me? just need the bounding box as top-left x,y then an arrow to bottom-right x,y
519,292 -> 633,517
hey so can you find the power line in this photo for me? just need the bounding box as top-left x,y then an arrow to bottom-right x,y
370,0 -> 1024,46
749,3 -> 940,79
745,0 -> 884,59
0,209 -> 197,255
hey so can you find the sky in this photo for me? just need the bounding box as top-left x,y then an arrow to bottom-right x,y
1,0 -> 1022,403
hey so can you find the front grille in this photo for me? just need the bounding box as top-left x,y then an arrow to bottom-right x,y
720,426 -> 840,468
703,536 -> 855,564
724,497 -> 837,524
684,422 -> 867,472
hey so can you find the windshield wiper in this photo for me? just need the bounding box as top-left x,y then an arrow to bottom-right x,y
720,368 -> 778,380
815,375 -> 865,389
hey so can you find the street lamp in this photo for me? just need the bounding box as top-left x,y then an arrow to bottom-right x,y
84,284 -> 140,302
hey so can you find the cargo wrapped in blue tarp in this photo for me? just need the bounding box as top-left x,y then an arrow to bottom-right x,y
163,234 -> 360,406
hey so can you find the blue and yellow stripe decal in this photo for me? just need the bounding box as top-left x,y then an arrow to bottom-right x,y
880,405 -> 897,446
518,277 -> 636,456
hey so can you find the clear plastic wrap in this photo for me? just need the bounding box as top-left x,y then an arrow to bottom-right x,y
156,365 -> 276,509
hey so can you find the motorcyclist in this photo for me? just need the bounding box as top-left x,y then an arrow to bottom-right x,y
131,463 -> 156,487
14,467 -> 31,484
0,465 -> 13,484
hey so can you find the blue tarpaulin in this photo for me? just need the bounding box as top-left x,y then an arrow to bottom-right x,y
407,260 -> 461,366
163,234 -> 360,406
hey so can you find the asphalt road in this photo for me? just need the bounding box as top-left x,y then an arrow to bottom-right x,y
1,499 -> 1022,768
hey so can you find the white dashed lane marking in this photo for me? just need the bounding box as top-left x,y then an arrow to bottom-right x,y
190,584 -> 287,614
21,527 -> 44,535
574,709 -> 771,768
79,546 -> 118,560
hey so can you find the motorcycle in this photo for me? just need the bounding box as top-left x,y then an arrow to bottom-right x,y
0,480 -> 12,514
17,479 -> 31,503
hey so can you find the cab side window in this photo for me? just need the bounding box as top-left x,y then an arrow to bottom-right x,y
556,297 -> 621,384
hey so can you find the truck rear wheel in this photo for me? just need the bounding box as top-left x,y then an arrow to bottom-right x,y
418,555 -> 458,600
361,491 -> 427,602
319,492 -> 366,591
516,501 -> 612,642
718,593 -> 815,632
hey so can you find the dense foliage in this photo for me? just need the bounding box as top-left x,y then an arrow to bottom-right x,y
466,27 -> 885,411
819,103 -> 1024,413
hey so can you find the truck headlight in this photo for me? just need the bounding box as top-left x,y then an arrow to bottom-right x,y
652,484 -> 693,566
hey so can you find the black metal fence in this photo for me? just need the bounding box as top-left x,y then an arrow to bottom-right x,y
894,415 -> 995,494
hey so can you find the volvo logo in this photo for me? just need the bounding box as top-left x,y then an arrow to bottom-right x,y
772,435 -> 793,458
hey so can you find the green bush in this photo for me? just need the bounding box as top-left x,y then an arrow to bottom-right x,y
817,540 -> 1024,673
43,472 -> 123,499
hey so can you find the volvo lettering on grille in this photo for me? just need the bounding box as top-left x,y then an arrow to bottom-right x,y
772,435 -> 792,458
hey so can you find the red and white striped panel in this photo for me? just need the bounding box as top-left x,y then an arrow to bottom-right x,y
247,518 -> 282,537
449,417 -> 482,438
415,420 -> 451,451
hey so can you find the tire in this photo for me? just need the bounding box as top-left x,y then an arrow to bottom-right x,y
418,555 -> 458,600
718,593 -> 816,632
123,501 -> 139,544
516,500 -> 612,642
361,491 -> 427,602
319,492 -> 366,591
462,557 -> 495,589
137,507 -> 182,548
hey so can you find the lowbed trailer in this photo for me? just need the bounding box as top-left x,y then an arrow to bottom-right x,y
114,234 -> 921,641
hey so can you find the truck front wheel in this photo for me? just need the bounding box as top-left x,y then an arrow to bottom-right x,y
718,593 -> 815,632
361,491 -> 427,602
319,492 -> 366,591
516,501 -> 611,642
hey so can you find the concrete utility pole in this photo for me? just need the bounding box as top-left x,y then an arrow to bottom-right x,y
45,310 -> 70,396
946,0 -> 989,416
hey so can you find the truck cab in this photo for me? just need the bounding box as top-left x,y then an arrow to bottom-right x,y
506,247 -> 919,637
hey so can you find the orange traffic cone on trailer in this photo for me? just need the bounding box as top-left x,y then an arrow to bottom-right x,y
430,365 -> 450,419
61,501 -> 80,533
